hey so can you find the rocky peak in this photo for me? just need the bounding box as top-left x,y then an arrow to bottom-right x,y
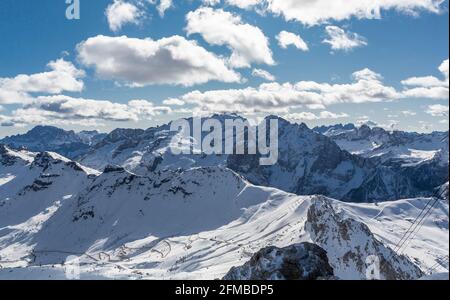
103,165 -> 127,174
305,196 -> 424,280
102,128 -> 146,144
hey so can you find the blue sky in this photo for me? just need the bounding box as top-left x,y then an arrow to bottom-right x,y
0,0 -> 448,137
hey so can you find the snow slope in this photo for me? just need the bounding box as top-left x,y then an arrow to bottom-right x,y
0,161 -> 447,279
0,148 -> 99,264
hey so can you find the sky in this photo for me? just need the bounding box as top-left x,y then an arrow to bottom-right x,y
0,0 -> 449,137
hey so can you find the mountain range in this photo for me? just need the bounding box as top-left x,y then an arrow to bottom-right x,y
3,115 -> 447,202
0,126 -> 106,159
0,115 -> 448,279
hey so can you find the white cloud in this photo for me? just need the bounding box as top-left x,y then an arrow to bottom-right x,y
105,0 -> 143,32
402,76 -> 447,88
157,0 -> 173,17
0,95 -> 171,127
225,0 -> 261,9
76,35 -> 241,87
252,69 -> 275,81
402,58 -> 449,99
285,111 -> 349,121
439,58 -> 449,79
147,0 -> 444,24
185,7 -> 274,68
352,68 -> 382,81
163,98 -> 186,106
323,26 -> 367,51
426,104 -> 449,117
356,116 -> 375,127
202,0 -> 221,5
0,59 -> 85,104
225,0 -> 444,26
169,68 -> 400,114
276,31 -> 309,51
401,110 -> 417,116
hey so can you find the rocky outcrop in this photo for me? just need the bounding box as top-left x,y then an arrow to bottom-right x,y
305,196 -> 424,280
223,242 -> 335,280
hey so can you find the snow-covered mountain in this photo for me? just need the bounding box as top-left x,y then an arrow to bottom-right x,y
0,152 -> 447,279
75,115 -> 450,202
3,116 -> 446,203
0,147 -> 98,230
228,117 -> 373,201
312,124 -> 449,201
0,126 -> 106,159
228,117 -> 448,202
78,115 -> 239,174
314,123 -> 449,166
0,116 -> 447,280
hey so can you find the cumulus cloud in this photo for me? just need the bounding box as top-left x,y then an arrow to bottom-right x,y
163,98 -> 186,106
323,26 -> 367,51
167,68 -> 401,114
157,0 -> 173,16
185,7 -> 274,68
223,0 -> 444,26
252,69 -> 275,81
276,31 -> 309,51
285,111 -> 349,121
76,35 -> 241,87
0,59 -> 85,104
401,59 -> 449,99
146,0 -> 444,24
202,0 -> 221,5
105,0 -> 143,32
439,58 -> 449,79
0,95 -> 171,127
225,0 -> 261,9
426,104 -> 449,117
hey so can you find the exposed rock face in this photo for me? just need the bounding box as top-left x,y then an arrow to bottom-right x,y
0,144 -> 35,169
227,117 -> 373,201
312,124 -> 449,201
228,117 -> 448,202
1,144 -> 21,167
305,196 -> 424,280
223,242 -> 334,280
436,182 -> 449,201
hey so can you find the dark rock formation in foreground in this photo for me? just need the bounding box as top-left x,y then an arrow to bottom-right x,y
223,242 -> 335,280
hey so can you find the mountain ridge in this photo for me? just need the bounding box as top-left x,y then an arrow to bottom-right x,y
2,116 -> 447,203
